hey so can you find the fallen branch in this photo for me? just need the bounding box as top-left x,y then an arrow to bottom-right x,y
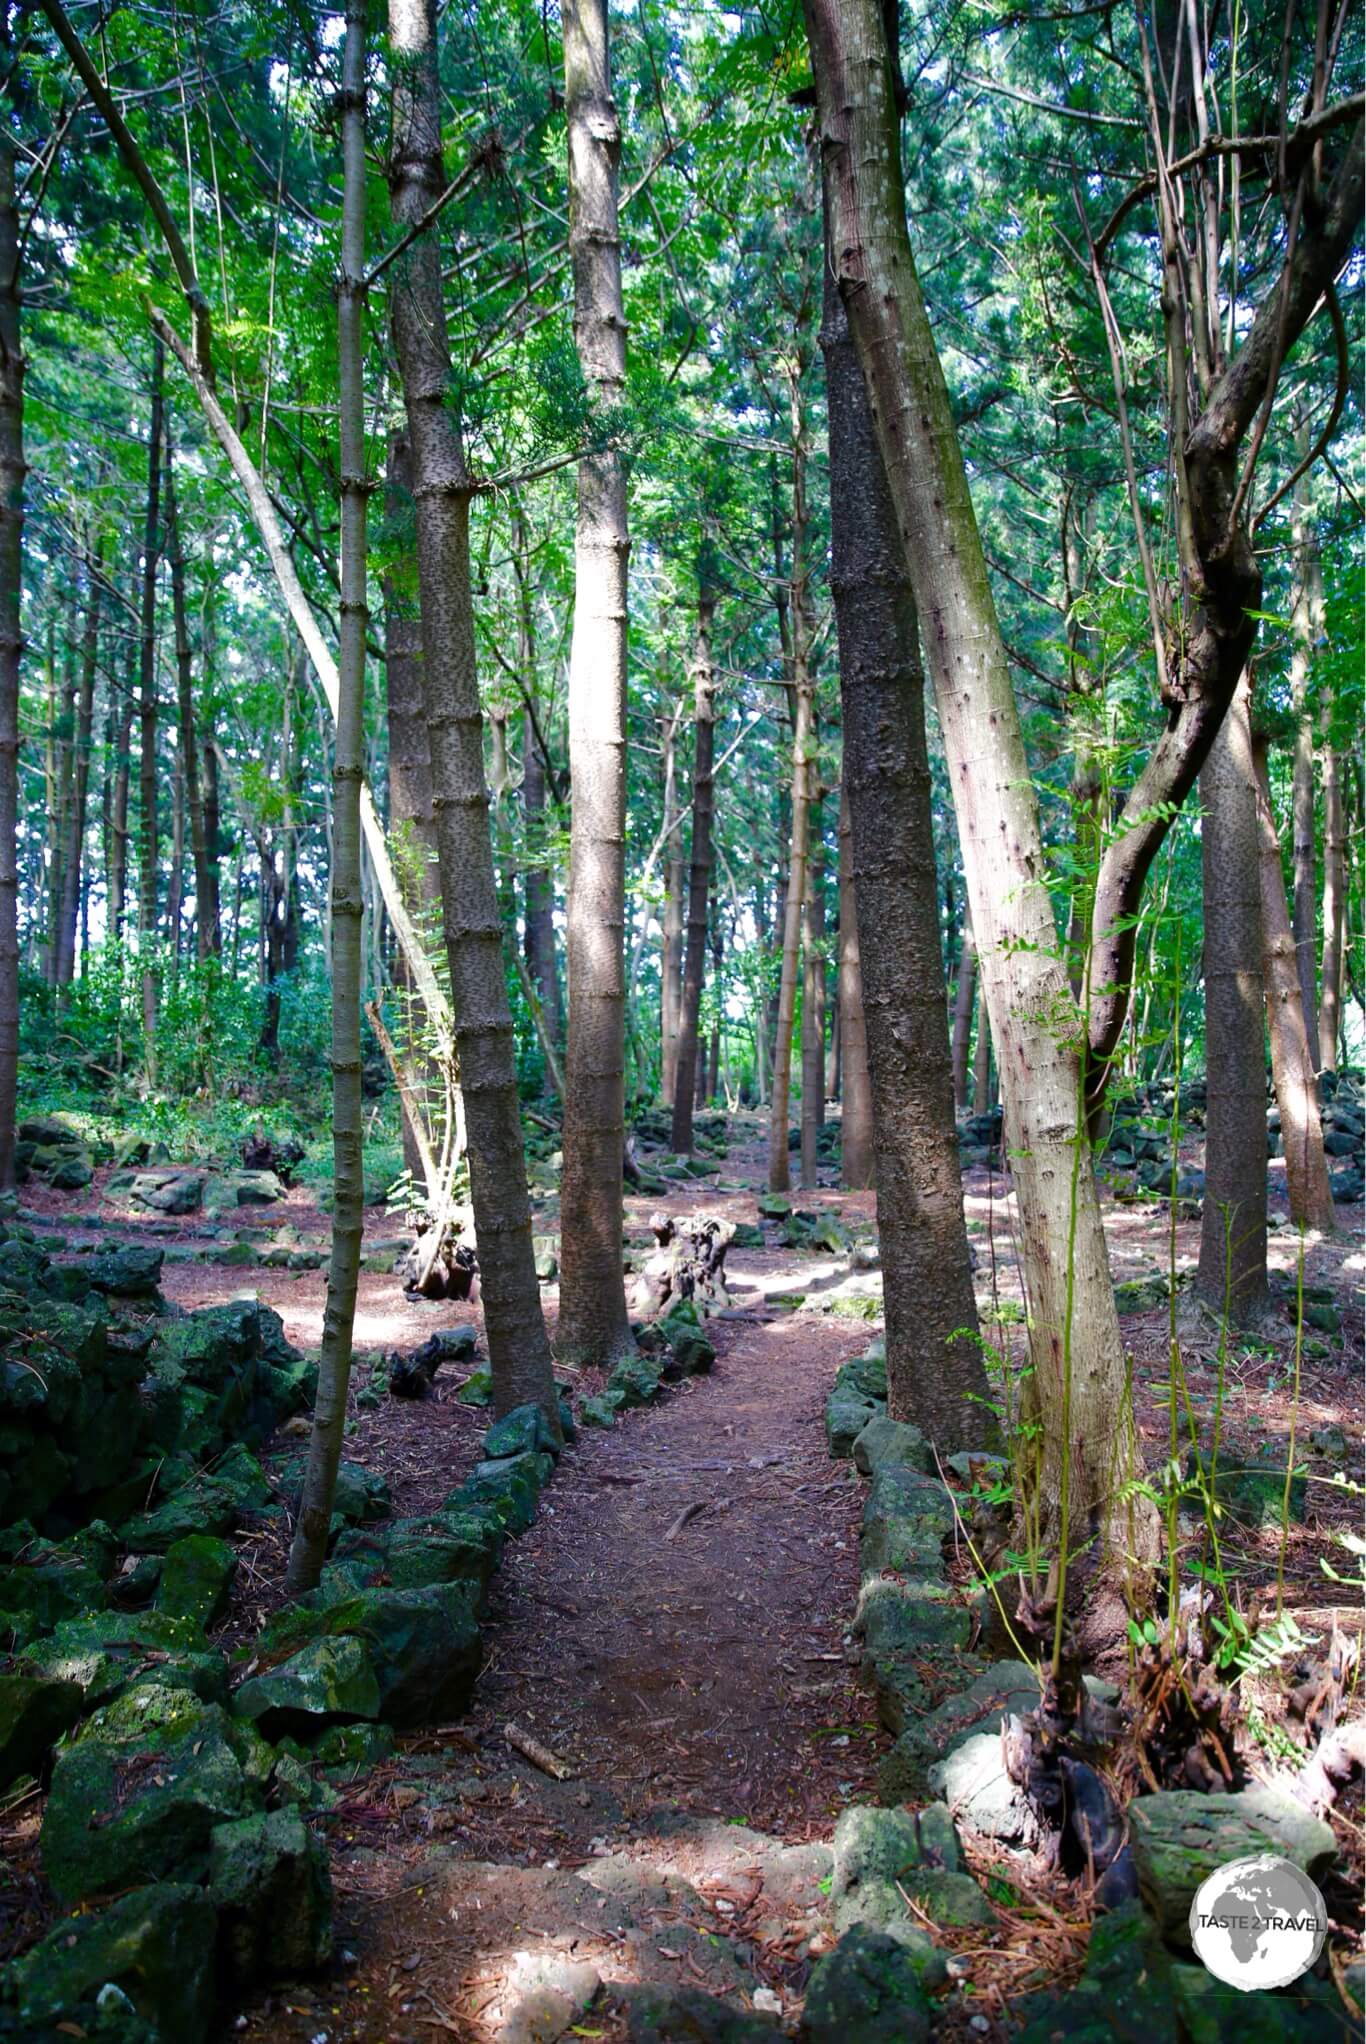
503,1720 -> 575,1781
664,1499 -> 710,1542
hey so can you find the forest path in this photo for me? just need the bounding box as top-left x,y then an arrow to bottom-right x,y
239,1257 -> 885,2044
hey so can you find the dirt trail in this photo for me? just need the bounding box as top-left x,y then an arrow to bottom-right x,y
236,1304 -> 883,2044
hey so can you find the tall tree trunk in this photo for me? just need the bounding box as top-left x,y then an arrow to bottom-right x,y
1195,676 -> 1268,1319
1318,728 -> 1345,1073
387,0 -> 559,1422
166,749 -> 184,964
1251,732 -> 1335,1232
972,985 -> 992,1116
660,696 -> 685,1107
707,915 -> 722,1104
950,918 -> 976,1114
137,336 -> 165,1081
286,0 -> 369,1593
1288,475 -> 1323,1055
671,593 -> 716,1153
55,543 -> 101,985
806,0 -> 1138,1526
0,143 -> 22,1191
45,606 -> 75,984
821,251 -> 987,1448
767,674 -> 811,1191
516,519 -> 561,1070
557,0 -> 634,1366
108,641 -> 135,944
383,430 -> 443,1188
200,701 -> 221,956
838,784 -> 874,1188
800,779 -> 826,1188
163,456 -> 216,965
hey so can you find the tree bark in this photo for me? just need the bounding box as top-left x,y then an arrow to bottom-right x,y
557,0 -> 635,1367
1318,727 -> 1345,1074
806,0 -> 1136,1518
108,640 -> 135,944
387,0 -> 559,1422
767,672 -> 811,1192
837,783 -> 874,1188
820,248 -> 987,1448
1195,675 -> 1268,1320
383,430 -> 443,1187
671,593 -> 716,1154
286,0 -> 368,1594
45,606 -> 75,985
950,917 -> 976,1114
1288,471 -> 1322,1054
660,696 -> 685,1107
200,696 -> 221,956
972,983 -> 992,1117
54,543 -> 100,985
0,143 -> 22,1190
800,779 -> 826,1188
136,337 -> 165,1081
163,455 -> 216,965
515,517 -> 561,1071
1251,732 -> 1335,1232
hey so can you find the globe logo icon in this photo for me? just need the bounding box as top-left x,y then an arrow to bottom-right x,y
1189,1853 -> 1328,1992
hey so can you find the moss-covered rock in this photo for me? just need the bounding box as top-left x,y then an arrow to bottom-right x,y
42,1689 -> 255,1901
155,1533 -> 236,1629
798,1926 -> 932,2044
7,1882 -> 216,2042
233,1634 -> 382,1737
852,1415 -> 933,1478
21,1609 -> 229,1711
208,1807 -> 333,1984
483,1401 -> 561,1461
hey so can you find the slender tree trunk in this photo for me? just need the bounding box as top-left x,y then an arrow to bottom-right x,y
163,455 -> 215,965
0,144 -> 22,1191
1251,732 -> 1335,1232
660,697 -> 685,1107
806,0 -> 1137,1525
838,784 -> 874,1188
671,593 -> 716,1153
166,750 -> 184,964
1318,729 -> 1345,1073
1196,676 -> 1268,1319
109,643 -> 135,944
821,250 -> 987,1448
55,543 -> 100,985
515,518 -> 561,1069
137,336 -> 165,1081
951,918 -> 977,1113
800,779 -> 826,1188
972,986 -> 992,1117
767,675 -> 811,1191
200,704 -> 221,957
46,607 -> 75,984
286,0 -> 369,1594
557,0 -> 635,1367
1288,475 -> 1322,1054
707,916 -> 722,1104
387,0 -> 559,1422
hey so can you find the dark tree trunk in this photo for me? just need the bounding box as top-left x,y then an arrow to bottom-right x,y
660,697 -> 685,1106
671,592 -> 716,1153
0,143 -> 22,1190
1196,676 -> 1268,1320
137,336 -> 165,1080
54,542 -> 101,985
163,455 -> 216,964
108,641 -> 135,944
387,0 -> 559,1423
820,252 -> 987,1448
1288,478 -> 1322,1054
200,708 -> 221,955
